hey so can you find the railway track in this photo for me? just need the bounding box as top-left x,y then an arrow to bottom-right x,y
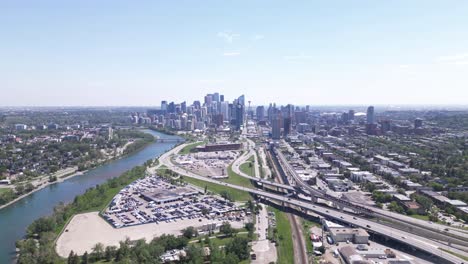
269,149 -> 309,264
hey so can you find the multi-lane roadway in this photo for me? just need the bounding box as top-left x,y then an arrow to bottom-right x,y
158,142 -> 467,264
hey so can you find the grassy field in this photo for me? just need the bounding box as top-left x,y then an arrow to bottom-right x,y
0,188 -> 11,194
179,141 -> 205,155
239,161 -> 255,177
223,164 -> 256,189
440,248 -> 468,261
191,232 -> 249,246
409,214 -> 430,221
409,214 -> 446,225
181,175 -> 252,202
302,219 -> 315,253
270,207 -> 294,264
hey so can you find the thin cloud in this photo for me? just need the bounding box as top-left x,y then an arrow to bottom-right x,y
437,53 -> 468,62
198,79 -> 224,84
217,31 -> 240,43
223,52 -> 241,56
253,34 -> 265,41
453,60 -> 468,65
283,53 -> 314,60
435,53 -> 468,66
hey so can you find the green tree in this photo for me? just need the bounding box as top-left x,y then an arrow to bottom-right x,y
91,242 -> 104,260
224,253 -> 240,264
413,194 -> 433,213
220,190 -> 233,202
184,244 -> 204,264
25,182 -> 35,192
67,251 -> 79,264
15,184 -> 25,194
225,236 -> 250,260
182,226 -> 198,239
431,182 -> 444,192
81,251 -> 89,264
105,246 -> 117,262
388,201 -> 405,214
245,222 -> 255,233
220,222 -> 234,237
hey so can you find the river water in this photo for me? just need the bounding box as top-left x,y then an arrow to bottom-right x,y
0,130 -> 182,263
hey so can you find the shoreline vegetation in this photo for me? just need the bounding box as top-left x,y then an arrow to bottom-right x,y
0,130 -> 156,211
16,165 -> 150,264
15,130 -> 181,264
14,134 -> 265,264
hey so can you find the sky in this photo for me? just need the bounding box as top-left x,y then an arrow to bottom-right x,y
1,1 -> 468,106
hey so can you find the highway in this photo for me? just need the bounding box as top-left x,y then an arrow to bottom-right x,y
273,146 -> 468,247
238,138 -> 309,264
231,141 -> 295,191
158,142 -> 467,264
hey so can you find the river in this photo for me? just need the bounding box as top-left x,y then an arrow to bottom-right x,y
0,130 -> 182,263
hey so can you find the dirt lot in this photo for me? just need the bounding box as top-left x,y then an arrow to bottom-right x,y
56,212 -> 245,257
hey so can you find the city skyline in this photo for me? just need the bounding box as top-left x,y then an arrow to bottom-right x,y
1,1 -> 468,106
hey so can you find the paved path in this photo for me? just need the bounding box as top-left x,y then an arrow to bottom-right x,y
251,203 -> 277,264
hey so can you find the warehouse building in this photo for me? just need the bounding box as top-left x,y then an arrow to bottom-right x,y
329,227 -> 369,244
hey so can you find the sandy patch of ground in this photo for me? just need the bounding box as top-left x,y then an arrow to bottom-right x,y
56,211 -> 245,257
251,203 -> 277,264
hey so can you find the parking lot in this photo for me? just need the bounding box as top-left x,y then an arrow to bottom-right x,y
174,151 -> 239,178
102,175 -> 246,228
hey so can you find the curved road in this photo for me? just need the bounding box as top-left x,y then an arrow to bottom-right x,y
159,142 -> 467,264
233,139 -> 309,264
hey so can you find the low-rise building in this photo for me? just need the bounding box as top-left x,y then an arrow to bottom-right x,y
398,168 -> 420,176
339,246 -> 370,264
350,171 -> 373,183
196,143 -> 241,152
402,201 -> 425,214
419,190 -> 451,205
329,227 -> 369,244
446,200 -> 467,208
449,186 -> 468,193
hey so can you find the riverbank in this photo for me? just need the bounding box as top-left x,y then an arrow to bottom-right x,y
0,133 -> 156,211
0,129 -> 181,264
0,170 -> 86,211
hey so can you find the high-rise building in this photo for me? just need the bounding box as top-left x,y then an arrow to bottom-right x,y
271,114 -> 282,139
220,95 -> 224,102
213,92 -> 220,102
168,102 -> 175,113
193,100 -> 201,109
238,95 -> 245,106
220,101 -> 230,121
366,106 -> 375,124
235,104 -> 244,130
282,104 -> 293,137
381,120 -> 391,133
181,101 -> 187,113
204,95 -> 213,106
161,101 -> 168,111
348,110 -> 355,121
256,106 -> 265,121
283,117 -> 291,137
414,118 -> 423,128
294,111 -> 306,124
213,114 -> 223,127
341,112 -> 349,123
175,104 -> 181,114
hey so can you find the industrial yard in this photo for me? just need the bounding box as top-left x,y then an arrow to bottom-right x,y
174,150 -> 239,178
56,174 -> 250,257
